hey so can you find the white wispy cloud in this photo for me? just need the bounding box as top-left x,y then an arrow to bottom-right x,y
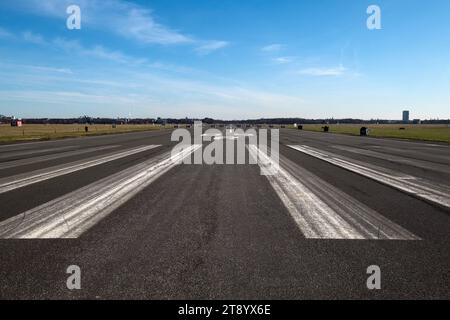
11,32 -> 195,73
272,57 -> 294,64
261,44 -> 284,52
116,4 -> 193,45
10,0 -> 192,45
0,26 -> 13,38
0,64 -> 306,119
115,71 -> 305,118
8,0 -> 230,48
85,46 -> 147,65
0,62 -> 71,74
23,64 -> 72,74
22,31 -> 46,45
298,65 -> 347,76
52,38 -> 147,65
0,90 -> 147,107
195,41 -> 229,55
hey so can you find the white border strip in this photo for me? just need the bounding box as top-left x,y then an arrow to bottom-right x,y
0,145 -> 119,170
0,145 -> 201,239
288,145 -> 450,209
0,145 -> 161,194
249,145 -> 419,240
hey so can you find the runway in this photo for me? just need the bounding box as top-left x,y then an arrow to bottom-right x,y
0,128 -> 449,299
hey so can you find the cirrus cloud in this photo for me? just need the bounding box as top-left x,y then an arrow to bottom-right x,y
6,0 -> 228,48
195,41 -> 230,55
261,44 -> 284,52
298,65 -> 347,76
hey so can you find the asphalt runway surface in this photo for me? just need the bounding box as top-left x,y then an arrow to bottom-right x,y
0,128 -> 449,299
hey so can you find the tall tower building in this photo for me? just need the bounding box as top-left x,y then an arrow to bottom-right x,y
402,110 -> 410,123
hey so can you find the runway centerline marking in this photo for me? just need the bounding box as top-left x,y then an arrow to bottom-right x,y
0,144 -> 201,239
288,145 -> 450,210
248,145 -> 419,240
0,145 -> 161,194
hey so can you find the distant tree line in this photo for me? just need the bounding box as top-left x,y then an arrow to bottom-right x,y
1,115 -> 449,125
12,117 -> 156,125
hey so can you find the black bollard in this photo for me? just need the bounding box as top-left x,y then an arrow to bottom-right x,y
360,127 -> 369,136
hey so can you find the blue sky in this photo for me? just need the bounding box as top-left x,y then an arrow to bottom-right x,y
0,0 -> 449,120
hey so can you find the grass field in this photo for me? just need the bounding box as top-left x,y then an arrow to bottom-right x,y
289,124 -> 450,143
0,124 -> 167,143
2,123 -> 450,144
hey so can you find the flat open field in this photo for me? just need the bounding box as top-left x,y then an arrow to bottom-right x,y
290,124 -> 450,143
0,124 -> 166,143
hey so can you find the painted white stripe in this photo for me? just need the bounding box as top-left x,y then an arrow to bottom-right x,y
248,145 -> 419,240
0,146 -> 76,160
0,145 -> 201,239
334,145 -> 450,172
0,128 -> 164,151
0,145 -> 161,194
0,145 -> 119,170
288,145 -> 450,209
0,139 -> 71,151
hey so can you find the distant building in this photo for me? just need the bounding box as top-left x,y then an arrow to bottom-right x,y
11,117 -> 23,127
11,118 -> 23,127
402,110 -> 410,123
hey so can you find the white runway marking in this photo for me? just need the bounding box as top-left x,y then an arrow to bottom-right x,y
288,145 -> 450,209
0,145 -> 161,194
0,139 -> 71,151
0,146 -> 76,160
201,132 -> 254,140
332,145 -> 450,174
367,145 -> 450,163
0,145 -> 201,239
0,145 -> 119,170
248,145 -> 419,240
